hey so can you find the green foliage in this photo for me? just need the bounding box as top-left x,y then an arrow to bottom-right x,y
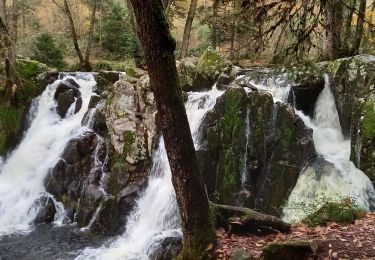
302,200 -> 363,227
98,1 -> 139,59
16,59 -> 48,78
31,33 -> 66,69
363,97 -> 375,139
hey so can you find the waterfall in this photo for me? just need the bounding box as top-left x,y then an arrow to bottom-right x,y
77,86 -> 223,260
283,75 -> 375,223
0,74 -> 96,236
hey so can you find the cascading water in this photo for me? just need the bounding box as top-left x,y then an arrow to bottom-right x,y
283,75 -> 375,222
77,86 -> 223,260
0,73 -> 96,236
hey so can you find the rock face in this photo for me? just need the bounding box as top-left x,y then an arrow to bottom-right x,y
54,79 -> 82,118
44,73 -> 156,234
327,55 -> 375,185
199,86 -> 316,216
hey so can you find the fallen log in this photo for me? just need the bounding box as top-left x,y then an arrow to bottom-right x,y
212,203 -> 291,234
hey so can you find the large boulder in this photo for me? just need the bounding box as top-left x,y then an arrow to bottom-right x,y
54,79 -> 82,118
199,86 -> 316,216
196,47 -> 232,82
177,56 -> 212,92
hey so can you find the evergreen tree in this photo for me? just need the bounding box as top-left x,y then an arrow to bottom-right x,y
32,33 -> 66,69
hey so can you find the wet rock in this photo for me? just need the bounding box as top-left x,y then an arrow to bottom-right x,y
149,236 -> 182,260
216,71 -> 234,90
291,75 -> 325,116
33,196 -> 57,224
76,184 -> 103,227
88,95 -> 101,109
199,86 -> 316,216
54,80 -> 82,118
90,196 -> 120,235
82,110 -> 107,137
45,132 -> 100,223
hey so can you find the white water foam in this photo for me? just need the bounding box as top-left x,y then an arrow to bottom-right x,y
0,74 -> 96,236
283,75 -> 375,222
77,86 -> 223,260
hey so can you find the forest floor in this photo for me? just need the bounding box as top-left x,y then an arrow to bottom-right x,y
215,212 -> 375,259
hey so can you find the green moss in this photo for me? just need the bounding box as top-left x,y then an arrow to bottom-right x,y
197,47 -> 230,77
216,88 -> 247,204
262,240 -> 317,260
363,98 -> 375,139
16,59 -> 48,78
122,130 -> 136,156
303,202 -> 357,227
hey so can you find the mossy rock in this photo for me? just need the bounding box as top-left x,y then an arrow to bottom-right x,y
197,47 -> 231,81
261,240 -> 319,260
232,248 -> 251,260
303,202 -> 357,227
16,59 -> 48,78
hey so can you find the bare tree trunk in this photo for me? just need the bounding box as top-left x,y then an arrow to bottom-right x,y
129,0 -> 215,258
0,15 -> 18,103
212,0 -> 219,49
322,0 -> 343,60
63,0 -> 85,69
0,0 -> 6,23
84,0 -> 97,71
343,0 -> 357,50
179,0 -> 198,59
352,0 -> 367,55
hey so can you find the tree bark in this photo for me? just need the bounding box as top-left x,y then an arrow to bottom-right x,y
84,0 -> 98,71
212,0 -> 219,49
352,0 -> 367,55
63,0 -> 85,69
343,0 -> 357,51
129,0 -> 215,258
179,0 -> 198,59
213,204 -> 291,234
322,0 -> 343,60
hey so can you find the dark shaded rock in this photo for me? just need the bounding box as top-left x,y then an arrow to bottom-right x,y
291,76 -> 325,116
199,87 -> 316,216
216,71 -> 234,90
88,95 -> 102,109
45,132 -> 100,223
76,184 -> 103,226
54,80 -> 82,118
149,236 -> 182,260
81,110 -> 107,136
75,97 -> 83,114
90,196 -> 120,235
56,89 -> 75,118
33,196 -> 57,224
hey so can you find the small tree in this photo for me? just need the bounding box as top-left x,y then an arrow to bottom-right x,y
32,33 -> 66,69
99,1 -> 138,59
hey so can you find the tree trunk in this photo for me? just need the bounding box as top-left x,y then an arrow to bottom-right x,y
129,0 -> 215,258
343,0 -> 357,51
212,0 -> 219,49
63,0 -> 85,69
84,0 -> 98,71
322,0 -> 343,60
0,0 -> 6,23
179,0 -> 198,59
352,0 -> 367,55
0,15 -> 18,103
213,204 -> 291,234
